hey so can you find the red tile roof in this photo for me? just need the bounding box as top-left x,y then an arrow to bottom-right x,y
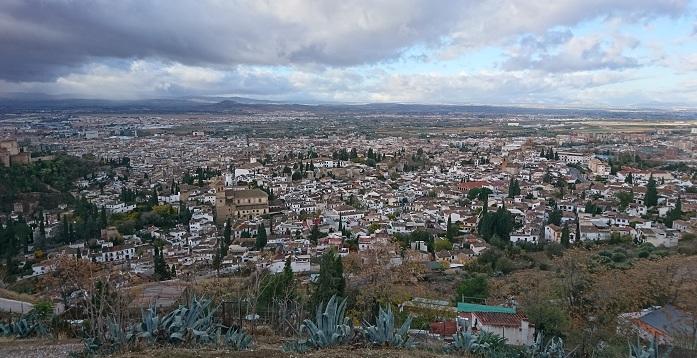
474,312 -> 528,327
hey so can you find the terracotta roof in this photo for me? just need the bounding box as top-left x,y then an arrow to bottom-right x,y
474,312 -> 528,327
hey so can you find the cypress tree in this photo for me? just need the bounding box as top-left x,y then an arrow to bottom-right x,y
446,215 -> 454,241
645,174 -> 658,207
311,249 -> 345,309
310,223 -> 320,244
561,224 -> 570,248
255,222 -> 267,250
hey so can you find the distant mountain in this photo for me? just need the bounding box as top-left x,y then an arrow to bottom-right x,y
0,96 -> 695,119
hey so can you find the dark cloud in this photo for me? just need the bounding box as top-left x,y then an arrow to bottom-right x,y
0,0 -> 688,82
0,0 -> 466,81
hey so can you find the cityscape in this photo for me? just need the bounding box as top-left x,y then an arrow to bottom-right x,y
1,1 -> 697,358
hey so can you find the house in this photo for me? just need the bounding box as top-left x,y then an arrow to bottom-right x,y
618,305 -> 697,348
510,232 -> 540,244
456,303 -> 535,346
556,151 -> 590,165
267,255 -> 311,273
636,228 -> 678,248
672,220 -> 689,232
544,224 -> 562,242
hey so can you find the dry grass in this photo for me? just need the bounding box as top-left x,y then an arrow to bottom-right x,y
114,346 -> 462,358
0,288 -> 37,304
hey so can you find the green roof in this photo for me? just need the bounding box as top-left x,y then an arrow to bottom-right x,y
456,302 -> 516,314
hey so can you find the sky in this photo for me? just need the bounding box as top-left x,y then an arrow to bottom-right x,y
1,0 -> 697,108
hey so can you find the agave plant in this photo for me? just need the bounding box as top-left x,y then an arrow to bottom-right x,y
128,304 -> 161,342
106,319 -> 129,350
629,337 -> 671,358
527,333 -> 571,358
451,330 -> 509,356
220,327 -> 252,350
0,323 -> 11,336
362,305 -> 413,348
160,296 -> 218,344
451,331 -> 482,353
83,336 -> 102,353
0,314 -> 50,339
301,295 -> 353,348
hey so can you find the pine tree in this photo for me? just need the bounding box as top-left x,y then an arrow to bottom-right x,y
645,174 -> 658,207
170,264 -> 177,278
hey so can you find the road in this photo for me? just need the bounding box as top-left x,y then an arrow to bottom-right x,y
0,297 -> 34,314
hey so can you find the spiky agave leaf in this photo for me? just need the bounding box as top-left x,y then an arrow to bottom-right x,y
362,305 -> 414,348
451,331 -> 481,353
221,327 -> 253,350
301,295 -> 353,348
629,336 -> 671,358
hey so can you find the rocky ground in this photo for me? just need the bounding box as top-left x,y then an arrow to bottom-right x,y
0,338 -> 83,358
0,338 -> 465,358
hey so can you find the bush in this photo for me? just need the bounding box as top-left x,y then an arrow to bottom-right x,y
494,257 -> 514,274
545,243 -> 564,258
456,275 -> 488,303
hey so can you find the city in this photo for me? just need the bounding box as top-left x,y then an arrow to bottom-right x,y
1,1 -> 697,357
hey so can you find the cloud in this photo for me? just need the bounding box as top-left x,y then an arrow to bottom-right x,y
0,60 -> 296,100
0,0 -> 694,107
0,0 -> 688,82
501,30 -> 641,72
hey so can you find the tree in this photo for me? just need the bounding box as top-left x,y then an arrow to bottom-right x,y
548,204 -> 562,226
561,224 -> 570,248
258,256 -> 295,309
478,206 -> 514,243
212,242 -> 222,275
61,216 -> 70,243
434,238 -> 453,251
666,196 -> 682,228
223,218 -> 232,247
309,223 -> 321,244
645,174 -> 658,207
446,215 -> 455,241
100,206 -> 108,229
615,191 -> 634,211
255,222 -> 267,250
148,188 -> 159,208
311,249 -> 345,309
291,171 -> 302,181
456,275 -> 488,303
153,245 -> 171,281
467,187 -> 492,202
508,178 -> 521,198
624,172 -> 633,184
